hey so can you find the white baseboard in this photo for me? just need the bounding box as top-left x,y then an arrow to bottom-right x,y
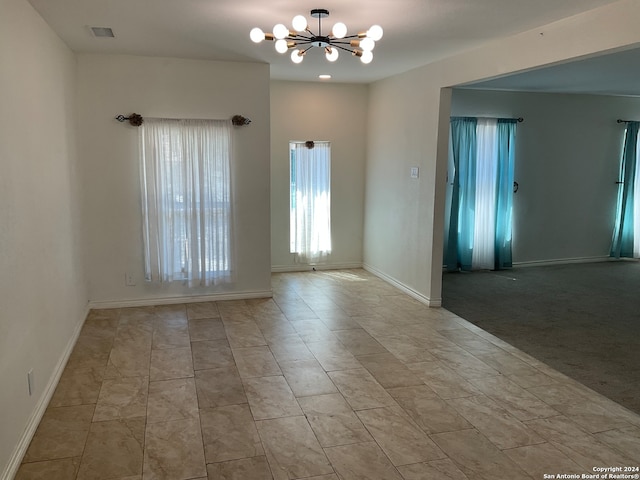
271,262 -> 363,273
88,290 -> 273,310
512,255 -> 613,268
443,256 -> 623,271
2,305 -> 90,480
363,263 -> 441,307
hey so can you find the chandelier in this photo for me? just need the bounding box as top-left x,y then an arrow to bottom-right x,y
250,9 -> 383,64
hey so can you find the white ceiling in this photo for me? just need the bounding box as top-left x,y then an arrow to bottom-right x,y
28,0 -> 622,84
460,46 -> 640,97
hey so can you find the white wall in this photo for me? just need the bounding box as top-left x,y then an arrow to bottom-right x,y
270,81 -> 368,271
450,89 -> 640,264
0,0 -> 88,476
363,75 -> 448,303
364,0 -> 640,305
77,55 -> 272,306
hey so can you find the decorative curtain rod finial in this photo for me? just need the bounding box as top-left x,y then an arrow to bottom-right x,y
231,115 -> 251,126
115,113 -> 144,126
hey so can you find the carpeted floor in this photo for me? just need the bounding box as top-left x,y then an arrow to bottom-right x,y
442,260 -> 640,414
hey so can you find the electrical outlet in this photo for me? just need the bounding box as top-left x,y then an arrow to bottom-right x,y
27,369 -> 34,396
125,273 -> 136,286
410,167 -> 419,178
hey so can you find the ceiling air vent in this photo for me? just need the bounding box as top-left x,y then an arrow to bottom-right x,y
90,27 -> 115,38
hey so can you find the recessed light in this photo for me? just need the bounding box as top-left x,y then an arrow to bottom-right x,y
89,26 -> 115,38
319,74 -> 332,80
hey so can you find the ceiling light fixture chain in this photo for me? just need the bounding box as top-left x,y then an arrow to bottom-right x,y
250,9 -> 383,65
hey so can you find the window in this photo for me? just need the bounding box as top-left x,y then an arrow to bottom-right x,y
139,118 -> 233,286
289,141 -> 332,263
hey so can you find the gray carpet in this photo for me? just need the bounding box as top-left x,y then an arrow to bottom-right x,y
442,260 -> 640,414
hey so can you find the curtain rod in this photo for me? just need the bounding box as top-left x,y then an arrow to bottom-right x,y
451,116 -> 523,122
483,116 -> 525,122
115,113 -> 251,127
617,119 -> 638,123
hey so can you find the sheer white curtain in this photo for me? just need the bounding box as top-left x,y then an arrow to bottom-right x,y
472,118 -> 498,269
290,141 -> 331,264
140,118 -> 233,286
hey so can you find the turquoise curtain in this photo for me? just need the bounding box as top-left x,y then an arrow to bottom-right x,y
446,117 -> 477,271
446,117 -> 518,271
610,121 -> 639,258
494,119 -> 517,269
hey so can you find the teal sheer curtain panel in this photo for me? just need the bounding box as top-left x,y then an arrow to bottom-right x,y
495,119 -> 517,269
446,116 -> 518,271
610,121 -> 639,258
447,117 -> 477,271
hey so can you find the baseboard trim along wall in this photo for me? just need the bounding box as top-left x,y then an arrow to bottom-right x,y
443,255 -> 622,271
271,262 -> 363,273
88,290 -> 273,310
3,306 -> 90,480
363,263 -> 442,307
512,255 -> 613,268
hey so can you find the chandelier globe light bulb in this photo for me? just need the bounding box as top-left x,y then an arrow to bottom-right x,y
367,25 -> 383,41
360,37 -> 375,52
291,49 -> 304,63
292,15 -> 307,32
275,39 -> 288,53
273,23 -> 289,40
360,50 -> 373,64
332,22 -> 347,39
250,27 -> 265,43
325,47 -> 339,62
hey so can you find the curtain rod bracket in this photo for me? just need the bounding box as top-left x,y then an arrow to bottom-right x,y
231,115 -> 251,126
115,113 -> 144,126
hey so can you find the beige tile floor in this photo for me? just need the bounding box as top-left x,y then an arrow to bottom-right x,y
16,269 -> 640,480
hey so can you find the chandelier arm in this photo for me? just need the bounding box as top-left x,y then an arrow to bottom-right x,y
329,43 -> 356,54
288,34 -> 313,41
291,40 -> 315,47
